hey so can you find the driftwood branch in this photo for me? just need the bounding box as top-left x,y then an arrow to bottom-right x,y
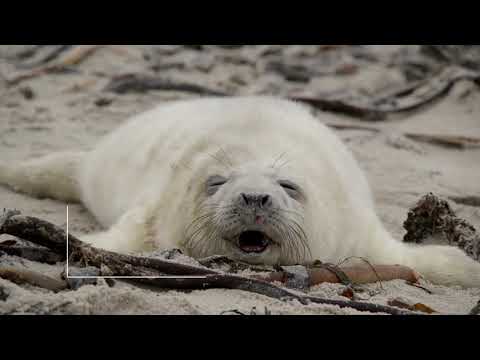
15,45 -> 73,69
321,66 -> 472,118
289,96 -> 387,121
132,274 -> 415,315
197,255 -> 419,286
404,133 -> 480,149
0,244 -> 64,264
0,266 -> 67,292
254,264 -> 420,286
5,45 -> 104,85
104,74 -> 228,96
326,124 -> 480,150
0,211 -> 71,255
449,196 -> 480,207
0,210 -> 418,315
370,66 -> 480,113
325,123 -> 381,133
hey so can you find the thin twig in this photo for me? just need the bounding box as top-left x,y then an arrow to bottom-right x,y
449,196 -> 480,207
104,74 -> 228,96
290,96 -> 387,121
336,256 -> 387,291
404,133 -> 480,149
5,45 -> 104,85
15,45 -> 73,69
293,66 -> 480,121
326,123 -> 381,133
326,123 -> 480,150
405,281 -> 434,295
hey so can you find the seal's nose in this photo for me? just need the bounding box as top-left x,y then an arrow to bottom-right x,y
240,193 -> 272,208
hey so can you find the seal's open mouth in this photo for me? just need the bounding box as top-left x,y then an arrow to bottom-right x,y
238,231 -> 270,253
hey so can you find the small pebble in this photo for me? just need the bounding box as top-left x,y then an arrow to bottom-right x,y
19,86 -> 36,100
94,97 -> 114,107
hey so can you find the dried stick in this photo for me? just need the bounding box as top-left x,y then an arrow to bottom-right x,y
326,123 -> 480,150
254,264 -> 420,286
0,211 -> 417,315
326,123 -> 381,133
404,133 -> 480,149
15,45 -> 73,69
293,67 -> 480,121
0,266 -> 67,292
104,74 -> 228,96
290,96 -> 387,121
0,211 -> 71,255
449,196 -> 480,207
0,212 -> 220,276
75,245 -> 217,277
0,245 -> 63,264
5,45 -> 104,85
134,274 -> 416,315
387,298 -> 438,314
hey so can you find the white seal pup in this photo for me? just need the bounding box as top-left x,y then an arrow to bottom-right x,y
1,96 -> 479,287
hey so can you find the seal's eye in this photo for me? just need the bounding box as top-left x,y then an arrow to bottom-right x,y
278,180 -> 300,199
206,175 -> 228,196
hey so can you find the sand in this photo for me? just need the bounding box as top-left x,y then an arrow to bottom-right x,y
0,45 -> 479,315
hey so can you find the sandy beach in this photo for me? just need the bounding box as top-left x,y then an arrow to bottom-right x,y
0,45 -> 479,315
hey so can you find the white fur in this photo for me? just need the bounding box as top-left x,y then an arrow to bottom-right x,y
1,96 -> 479,287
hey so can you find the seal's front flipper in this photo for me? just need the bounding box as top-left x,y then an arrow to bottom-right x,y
79,206 -> 156,254
0,152 -> 84,202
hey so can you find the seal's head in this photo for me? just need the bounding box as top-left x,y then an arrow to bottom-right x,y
185,162 -> 311,265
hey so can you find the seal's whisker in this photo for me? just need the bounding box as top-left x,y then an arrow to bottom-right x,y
271,151 -> 287,169
208,153 -> 231,170
219,147 -> 234,167
202,204 -> 236,211
185,214 -> 214,242
288,222 -> 309,263
276,159 -> 291,170
171,160 -> 192,171
282,226 -> 294,262
271,207 -> 304,219
290,219 -> 309,249
185,213 -> 216,233
186,207 -> 228,258
194,225 -> 218,256
205,227 -> 222,257
273,216 -> 298,264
